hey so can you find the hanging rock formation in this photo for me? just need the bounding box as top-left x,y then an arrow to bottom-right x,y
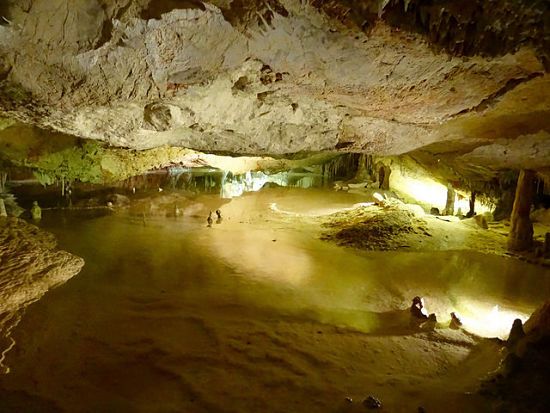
0,0 -> 547,180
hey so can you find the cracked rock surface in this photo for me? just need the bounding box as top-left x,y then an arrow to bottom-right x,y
0,217 -> 84,348
0,0 -> 548,171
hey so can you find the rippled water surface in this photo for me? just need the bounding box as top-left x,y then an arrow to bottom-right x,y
1,188 -> 549,412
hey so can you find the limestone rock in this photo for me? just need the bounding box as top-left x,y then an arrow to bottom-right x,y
0,199 -> 6,217
363,395 -> 382,409
524,301 -> 550,341
0,0 -> 547,170
0,217 -> 84,343
480,301 -> 550,411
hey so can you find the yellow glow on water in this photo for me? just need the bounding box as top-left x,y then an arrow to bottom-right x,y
456,302 -> 530,339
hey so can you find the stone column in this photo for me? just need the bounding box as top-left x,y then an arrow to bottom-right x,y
445,184 -> 455,216
355,154 -> 368,181
0,198 -> 7,217
507,170 -> 536,252
378,165 -> 391,190
466,191 -> 476,218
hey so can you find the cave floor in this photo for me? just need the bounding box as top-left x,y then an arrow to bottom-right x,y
1,187 -> 549,412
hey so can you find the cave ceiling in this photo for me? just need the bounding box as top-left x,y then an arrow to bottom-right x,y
0,0 -> 549,176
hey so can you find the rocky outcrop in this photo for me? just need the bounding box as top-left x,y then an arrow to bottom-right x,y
481,301 -> 550,412
0,0 -> 547,175
0,217 -> 84,372
0,217 -> 83,314
0,125 -> 345,184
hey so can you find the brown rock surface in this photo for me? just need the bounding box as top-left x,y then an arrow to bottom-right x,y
523,301 -> 550,340
481,301 -> 550,412
0,217 -> 84,372
0,0 -> 547,174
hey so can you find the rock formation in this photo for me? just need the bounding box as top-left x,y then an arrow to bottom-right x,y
0,217 -> 83,313
0,0 -> 547,279
0,217 -> 84,372
508,169 -> 536,251
482,301 -> 550,412
0,0 -> 547,179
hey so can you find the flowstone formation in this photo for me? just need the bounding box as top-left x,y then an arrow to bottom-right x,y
0,217 -> 84,373
0,0 -> 547,178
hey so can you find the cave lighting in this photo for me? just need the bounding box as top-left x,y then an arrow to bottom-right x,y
403,178 -> 448,210
455,302 -> 529,339
220,171 -> 317,198
396,175 -> 492,215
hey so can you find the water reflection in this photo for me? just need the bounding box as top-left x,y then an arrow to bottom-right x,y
33,188 -> 550,337
1,188 -> 549,412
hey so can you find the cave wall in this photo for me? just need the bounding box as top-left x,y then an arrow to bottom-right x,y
381,156 -> 493,215
0,0 -> 547,173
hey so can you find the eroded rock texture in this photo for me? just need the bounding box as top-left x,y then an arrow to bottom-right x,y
0,217 -> 84,357
482,301 -> 550,412
0,0 -> 548,173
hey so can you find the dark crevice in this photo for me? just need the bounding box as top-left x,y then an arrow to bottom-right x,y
96,12 -> 113,49
220,0 -> 288,28
140,0 -> 205,21
381,0 -> 549,65
114,0 -> 134,21
309,1 -> 549,67
94,1 -> 133,49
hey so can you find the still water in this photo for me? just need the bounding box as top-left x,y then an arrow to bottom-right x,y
1,187 -> 549,412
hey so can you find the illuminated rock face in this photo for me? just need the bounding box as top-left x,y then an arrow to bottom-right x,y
0,218 -> 84,316
0,217 -> 84,372
508,169 -> 536,251
0,0 -> 548,174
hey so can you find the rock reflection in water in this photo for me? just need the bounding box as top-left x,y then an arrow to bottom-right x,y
0,188 -> 549,413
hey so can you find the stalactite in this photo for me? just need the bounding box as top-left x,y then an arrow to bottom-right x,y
0,198 -> 7,217
323,154 -> 357,181
354,154 -> 369,181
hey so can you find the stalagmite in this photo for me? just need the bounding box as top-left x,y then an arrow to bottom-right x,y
466,191 -> 476,218
0,199 -> 7,217
0,172 -> 7,193
30,201 -> 42,221
507,170 -> 536,252
445,184 -> 455,215
378,165 -> 391,190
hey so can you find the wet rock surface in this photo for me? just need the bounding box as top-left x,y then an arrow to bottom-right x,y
480,301 -> 550,412
0,217 -> 84,372
0,217 -> 83,314
363,395 -> 382,409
